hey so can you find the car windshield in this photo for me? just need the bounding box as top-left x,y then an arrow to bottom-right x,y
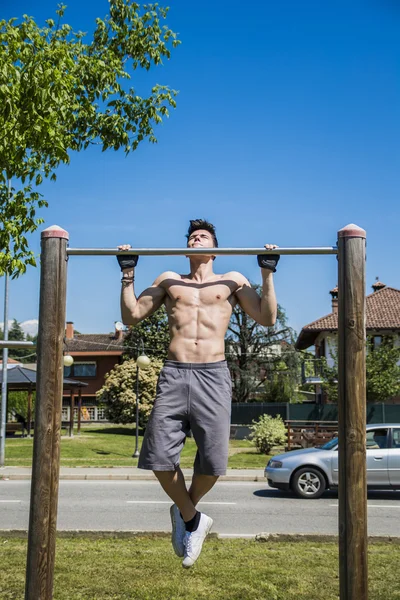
320,437 -> 338,450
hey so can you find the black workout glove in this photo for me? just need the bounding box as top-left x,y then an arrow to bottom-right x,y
257,254 -> 280,272
117,254 -> 139,271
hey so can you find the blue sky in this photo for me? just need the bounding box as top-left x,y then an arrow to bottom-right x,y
1,0 -> 399,338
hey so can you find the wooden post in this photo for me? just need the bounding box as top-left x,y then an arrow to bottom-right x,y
27,387 -> 32,438
69,390 -> 74,438
77,388 -> 82,435
337,224 -> 367,600
25,225 -> 68,600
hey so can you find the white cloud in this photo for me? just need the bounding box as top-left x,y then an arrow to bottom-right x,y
0,319 -> 39,337
20,320 -> 39,337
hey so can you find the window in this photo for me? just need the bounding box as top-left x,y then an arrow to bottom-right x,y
86,407 -> 96,420
392,429 -> 400,449
366,428 -> 388,450
73,362 -> 97,377
64,366 -> 72,378
97,407 -> 107,421
63,362 -> 97,378
373,336 -> 382,350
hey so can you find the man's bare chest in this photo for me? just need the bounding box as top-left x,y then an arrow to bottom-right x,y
163,279 -> 237,308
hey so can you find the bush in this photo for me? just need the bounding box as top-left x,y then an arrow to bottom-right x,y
248,414 -> 287,454
96,358 -> 163,427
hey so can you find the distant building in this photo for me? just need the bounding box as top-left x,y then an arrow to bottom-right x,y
296,282 -> 400,403
63,321 -> 126,422
0,358 -> 23,368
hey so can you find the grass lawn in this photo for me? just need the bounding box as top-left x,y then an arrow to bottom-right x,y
1,535 -> 399,600
4,425 -> 274,469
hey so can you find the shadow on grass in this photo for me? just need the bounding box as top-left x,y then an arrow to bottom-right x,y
86,427 -> 140,436
91,449 -> 135,458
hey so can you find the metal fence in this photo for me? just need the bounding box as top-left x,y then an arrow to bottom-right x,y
231,402 -> 400,425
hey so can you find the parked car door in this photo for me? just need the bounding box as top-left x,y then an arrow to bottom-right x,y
388,428 -> 400,487
366,428 -> 389,485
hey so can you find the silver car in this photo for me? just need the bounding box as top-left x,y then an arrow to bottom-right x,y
265,423 -> 400,499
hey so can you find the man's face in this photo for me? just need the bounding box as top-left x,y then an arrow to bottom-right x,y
187,229 -> 215,249
186,229 -> 216,259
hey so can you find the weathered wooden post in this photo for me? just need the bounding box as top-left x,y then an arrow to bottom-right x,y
25,226 -> 69,600
337,224 -> 367,600
77,388 -> 82,435
27,386 -> 32,438
69,390 -> 74,438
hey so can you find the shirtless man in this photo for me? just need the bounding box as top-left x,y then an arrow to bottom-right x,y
118,219 -> 279,568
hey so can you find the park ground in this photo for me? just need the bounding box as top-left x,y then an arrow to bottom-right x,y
1,535 -> 400,600
4,424 -> 273,469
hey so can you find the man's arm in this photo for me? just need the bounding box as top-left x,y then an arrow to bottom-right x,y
233,270 -> 277,327
120,271 -> 170,326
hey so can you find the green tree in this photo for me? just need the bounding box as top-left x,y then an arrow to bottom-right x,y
320,336 -> 400,403
123,306 -> 170,360
262,353 -> 303,404
225,284 -> 297,403
319,342 -> 339,404
8,318 -> 24,342
96,357 -> 163,426
366,337 -> 400,403
7,390 -> 36,421
0,2 -> 180,276
3,318 -> 36,362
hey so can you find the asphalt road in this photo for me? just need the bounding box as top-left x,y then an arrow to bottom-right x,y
1,480 -> 400,536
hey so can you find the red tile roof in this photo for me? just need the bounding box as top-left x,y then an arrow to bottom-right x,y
0,358 -> 21,365
65,333 -> 125,353
296,286 -> 400,350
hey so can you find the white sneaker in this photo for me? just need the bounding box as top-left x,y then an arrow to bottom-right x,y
170,504 -> 186,557
182,513 -> 213,568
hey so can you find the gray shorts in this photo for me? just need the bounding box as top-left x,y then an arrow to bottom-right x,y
138,360 -> 232,476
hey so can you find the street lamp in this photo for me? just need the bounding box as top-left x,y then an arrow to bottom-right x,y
132,339 -> 150,458
63,354 -> 74,367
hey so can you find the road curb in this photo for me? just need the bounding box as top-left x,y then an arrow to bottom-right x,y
0,474 -> 265,482
1,530 -> 400,543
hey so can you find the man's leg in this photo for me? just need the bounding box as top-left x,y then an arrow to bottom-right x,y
188,473 -> 219,506
154,468 -> 196,521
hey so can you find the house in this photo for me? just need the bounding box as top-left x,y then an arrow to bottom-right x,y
295,281 -> 400,403
0,358 -> 23,368
63,321 -> 126,422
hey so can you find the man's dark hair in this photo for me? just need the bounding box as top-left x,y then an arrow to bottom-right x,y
186,219 -> 218,248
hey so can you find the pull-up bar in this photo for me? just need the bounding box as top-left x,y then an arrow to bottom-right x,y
67,246 -> 338,256
25,223 -> 367,600
0,341 -> 35,349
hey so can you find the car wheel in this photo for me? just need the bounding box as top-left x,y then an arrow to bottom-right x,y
292,467 -> 326,499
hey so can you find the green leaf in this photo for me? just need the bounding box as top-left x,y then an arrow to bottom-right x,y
0,0 -> 179,275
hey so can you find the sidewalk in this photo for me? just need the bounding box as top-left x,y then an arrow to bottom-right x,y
0,467 -> 266,482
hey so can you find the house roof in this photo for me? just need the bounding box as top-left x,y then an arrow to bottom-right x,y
296,286 -> 400,350
0,366 -> 88,390
65,333 -> 125,353
0,358 -> 22,365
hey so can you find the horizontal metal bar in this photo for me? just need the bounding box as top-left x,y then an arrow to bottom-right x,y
67,246 -> 338,257
0,341 -> 36,349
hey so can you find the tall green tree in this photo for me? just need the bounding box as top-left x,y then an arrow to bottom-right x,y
0,2 -> 180,276
3,318 -> 36,362
123,306 -> 170,360
8,318 -> 24,342
366,337 -> 400,403
262,351 -> 303,404
225,284 -> 297,403
320,336 -> 400,403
